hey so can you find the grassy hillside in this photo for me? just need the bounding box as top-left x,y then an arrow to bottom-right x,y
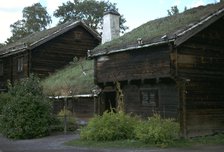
41,59 -> 96,96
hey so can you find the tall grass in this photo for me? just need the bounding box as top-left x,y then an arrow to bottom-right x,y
41,59 -> 95,96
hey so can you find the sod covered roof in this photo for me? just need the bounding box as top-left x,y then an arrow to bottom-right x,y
91,2 -> 224,56
41,59 -> 97,96
0,21 -> 100,57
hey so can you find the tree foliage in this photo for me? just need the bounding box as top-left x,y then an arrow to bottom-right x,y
7,3 -> 52,44
0,43 -> 5,48
167,5 -> 179,16
54,0 -> 128,33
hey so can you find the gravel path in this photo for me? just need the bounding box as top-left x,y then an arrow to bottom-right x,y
0,133 -> 224,152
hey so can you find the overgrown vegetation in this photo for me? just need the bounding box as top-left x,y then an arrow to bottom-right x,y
0,75 -> 53,139
80,111 -> 179,146
0,93 -> 11,114
80,111 -> 138,141
41,59 -> 96,96
135,114 -> 179,145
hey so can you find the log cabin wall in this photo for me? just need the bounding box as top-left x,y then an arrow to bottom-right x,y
31,26 -> 100,78
0,57 -> 12,89
11,52 -> 29,82
123,79 -> 179,119
95,44 -> 180,119
52,97 -> 95,122
95,45 -> 171,84
0,51 -> 29,90
173,18 -> 224,137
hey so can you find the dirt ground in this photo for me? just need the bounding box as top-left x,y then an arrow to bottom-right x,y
0,133 -> 224,152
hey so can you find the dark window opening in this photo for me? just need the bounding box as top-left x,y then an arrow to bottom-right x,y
0,61 -> 3,76
140,89 -> 159,107
18,57 -> 24,72
105,92 -> 116,112
74,31 -> 82,40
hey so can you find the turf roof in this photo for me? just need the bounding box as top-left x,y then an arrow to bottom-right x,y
0,21 -> 100,56
91,2 -> 224,56
41,59 -> 97,96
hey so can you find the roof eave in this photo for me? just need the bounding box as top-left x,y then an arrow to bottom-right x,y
174,7 -> 224,46
30,21 -> 101,50
91,39 -> 175,57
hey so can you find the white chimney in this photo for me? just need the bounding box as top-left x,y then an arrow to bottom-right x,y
102,10 -> 120,44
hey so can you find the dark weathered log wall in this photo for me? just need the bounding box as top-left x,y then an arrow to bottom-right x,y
52,97 -> 95,121
0,57 -> 11,89
123,80 -> 179,119
173,18 -> 224,137
0,51 -> 29,90
31,26 -> 99,78
95,45 -> 171,84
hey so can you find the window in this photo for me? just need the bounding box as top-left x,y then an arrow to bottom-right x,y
0,61 -> 3,76
18,57 -> 24,72
140,89 -> 159,106
74,31 -> 82,40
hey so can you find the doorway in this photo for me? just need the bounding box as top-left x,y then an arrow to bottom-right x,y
104,91 -> 116,112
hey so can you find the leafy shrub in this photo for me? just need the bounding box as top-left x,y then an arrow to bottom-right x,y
0,75 -> 53,139
80,111 -> 139,141
134,114 -> 179,145
0,93 -> 11,114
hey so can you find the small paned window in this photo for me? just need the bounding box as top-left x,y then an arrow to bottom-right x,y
140,89 -> 159,106
18,57 -> 24,72
0,61 -> 3,76
74,31 -> 82,40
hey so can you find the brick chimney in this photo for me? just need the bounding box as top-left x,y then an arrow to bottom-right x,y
102,9 -> 120,44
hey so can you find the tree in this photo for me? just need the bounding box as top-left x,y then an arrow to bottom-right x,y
167,5 -> 179,16
0,43 -> 5,48
54,0 -> 128,33
7,3 -> 52,44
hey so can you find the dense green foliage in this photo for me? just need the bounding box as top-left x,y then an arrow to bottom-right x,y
0,75 -> 53,139
7,3 -> 52,44
135,114 -> 179,145
54,0 -> 128,33
80,111 -> 138,141
0,93 -> 11,114
80,112 -> 179,145
167,5 -> 179,16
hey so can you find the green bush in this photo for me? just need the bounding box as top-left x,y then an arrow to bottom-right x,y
134,114 -> 180,145
80,111 -> 138,141
0,75 -> 53,139
0,93 -> 11,114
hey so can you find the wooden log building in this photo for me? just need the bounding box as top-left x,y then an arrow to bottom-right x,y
90,3 -> 224,137
0,21 -> 101,91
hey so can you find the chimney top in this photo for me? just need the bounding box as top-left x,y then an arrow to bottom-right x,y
104,9 -> 120,16
102,9 -> 120,44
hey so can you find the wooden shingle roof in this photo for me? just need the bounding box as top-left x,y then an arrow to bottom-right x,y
0,21 -> 101,57
91,2 -> 224,57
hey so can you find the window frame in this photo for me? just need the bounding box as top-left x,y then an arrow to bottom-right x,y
17,56 -> 24,72
140,88 -> 159,107
0,61 -> 3,76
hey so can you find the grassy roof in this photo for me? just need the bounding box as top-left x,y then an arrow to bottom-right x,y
92,2 -> 224,56
0,21 -> 100,56
41,59 -> 96,96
